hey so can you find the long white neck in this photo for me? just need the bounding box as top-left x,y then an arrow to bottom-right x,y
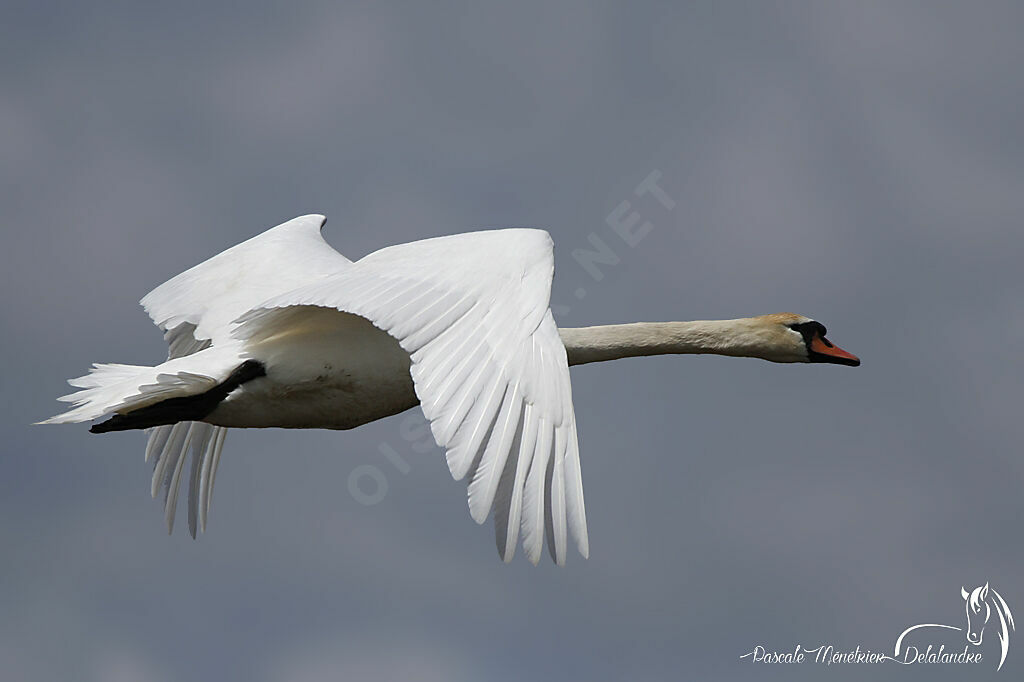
558,319 -> 780,366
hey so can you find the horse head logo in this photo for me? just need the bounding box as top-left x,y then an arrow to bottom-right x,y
896,582 -> 1015,671
962,582 -> 1015,669
963,583 -> 991,645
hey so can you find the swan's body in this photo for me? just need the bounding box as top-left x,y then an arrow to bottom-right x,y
207,310 -> 417,430
42,215 -> 859,564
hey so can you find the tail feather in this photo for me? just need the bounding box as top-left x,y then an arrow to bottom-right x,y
65,363 -> 149,391
40,362 -> 220,426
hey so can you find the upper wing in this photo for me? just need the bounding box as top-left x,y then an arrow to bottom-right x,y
233,228 -> 589,564
139,214 -> 351,537
141,214 -> 352,347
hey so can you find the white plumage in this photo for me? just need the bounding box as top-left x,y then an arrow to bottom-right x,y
44,215 -> 587,564
42,214 -> 860,564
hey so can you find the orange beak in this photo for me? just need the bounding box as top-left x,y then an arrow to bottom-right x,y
810,333 -> 861,367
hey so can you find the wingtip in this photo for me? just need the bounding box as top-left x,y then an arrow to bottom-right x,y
469,500 -> 489,525
291,214 -> 327,231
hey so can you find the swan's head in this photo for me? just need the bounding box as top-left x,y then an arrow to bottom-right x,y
753,313 -> 861,366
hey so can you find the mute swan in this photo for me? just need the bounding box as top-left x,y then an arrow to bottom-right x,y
42,215 -> 860,564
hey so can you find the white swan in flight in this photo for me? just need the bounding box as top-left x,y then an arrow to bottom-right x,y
41,215 -> 860,564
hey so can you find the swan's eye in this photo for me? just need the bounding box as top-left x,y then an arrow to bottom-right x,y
809,322 -> 834,347
789,321 -> 826,337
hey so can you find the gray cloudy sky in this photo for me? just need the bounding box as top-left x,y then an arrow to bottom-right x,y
3,1 -> 1023,680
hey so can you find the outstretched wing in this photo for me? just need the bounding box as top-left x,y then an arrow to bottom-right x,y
141,214 -> 351,345
234,228 -> 589,564
138,214 -> 352,537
